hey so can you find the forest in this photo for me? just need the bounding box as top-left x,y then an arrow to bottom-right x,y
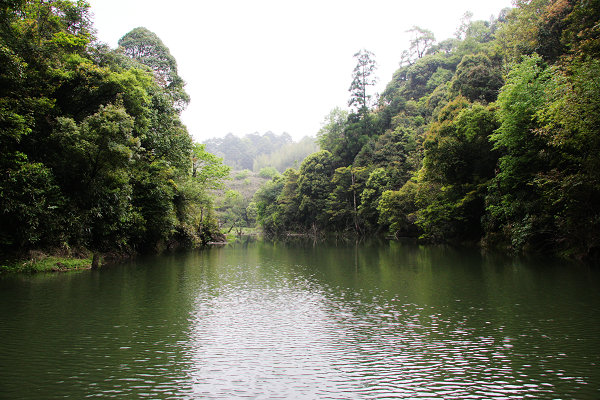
203,131 -> 318,172
253,0 -> 600,260
202,132 -> 318,235
1,0 -> 599,267
0,0 -> 230,265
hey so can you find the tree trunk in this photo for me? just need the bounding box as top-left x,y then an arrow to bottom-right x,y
352,168 -> 361,234
91,252 -> 100,270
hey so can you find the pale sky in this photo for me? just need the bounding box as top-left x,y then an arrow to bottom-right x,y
87,0 -> 513,142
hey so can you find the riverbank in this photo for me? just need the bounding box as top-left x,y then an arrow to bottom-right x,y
0,247 -> 139,274
0,251 -> 93,273
0,232 -> 233,274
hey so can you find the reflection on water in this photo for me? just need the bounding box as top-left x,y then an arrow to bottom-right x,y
0,240 -> 599,399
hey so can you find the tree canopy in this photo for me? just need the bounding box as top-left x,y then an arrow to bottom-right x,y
252,0 -> 600,261
0,1 -> 229,256
3,0 -> 600,262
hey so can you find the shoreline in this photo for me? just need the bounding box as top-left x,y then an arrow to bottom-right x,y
0,254 -> 93,274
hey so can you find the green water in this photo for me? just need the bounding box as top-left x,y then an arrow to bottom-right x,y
1,240 -> 599,399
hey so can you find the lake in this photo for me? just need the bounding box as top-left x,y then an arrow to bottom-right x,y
1,239 -> 599,399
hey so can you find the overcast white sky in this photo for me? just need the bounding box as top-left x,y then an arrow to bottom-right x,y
87,0 -> 513,142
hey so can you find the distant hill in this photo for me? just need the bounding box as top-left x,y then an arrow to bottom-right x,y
203,132 -> 318,172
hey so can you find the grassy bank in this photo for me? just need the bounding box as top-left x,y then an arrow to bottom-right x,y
0,252 -> 93,274
223,227 -> 261,241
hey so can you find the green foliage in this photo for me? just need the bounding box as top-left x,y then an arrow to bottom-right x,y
215,189 -> 249,233
253,136 -> 318,173
410,99 -> 499,242
297,150 -> 335,230
317,107 -> 348,153
173,178 -> 213,245
258,166 -> 280,179
424,99 -> 498,185
253,176 -> 285,236
485,54 -> 551,250
276,168 -> 301,230
317,107 -> 360,166
118,27 -> 189,110
496,0 -> 580,63
192,143 -> 230,189
235,169 -> 251,180
5,0 -> 594,260
348,49 -> 377,115
355,127 -> 420,188
562,0 -> 600,59
204,131 -> 294,171
246,202 -> 258,227
252,0 -> 600,260
378,181 -> 419,237
2,255 -> 92,273
358,168 -> 390,232
487,56 -> 600,256
383,52 -> 460,106
326,166 -> 369,232
450,53 -> 503,103
0,160 -> 64,247
0,4 -> 228,257
401,26 -> 436,65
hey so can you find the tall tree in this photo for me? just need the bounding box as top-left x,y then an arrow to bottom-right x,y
118,27 -> 189,111
296,150 -> 335,232
400,26 -> 436,66
348,49 -> 377,116
191,143 -> 230,189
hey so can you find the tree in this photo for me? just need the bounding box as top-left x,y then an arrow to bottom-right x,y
416,99 -> 499,242
486,54 -> 553,251
253,137 -> 317,173
51,104 -> 139,250
378,181 -> 420,238
0,1 -> 230,257
276,168 -> 301,231
455,12 -> 474,40
253,176 -> 285,236
258,166 -> 279,179
317,107 -> 349,153
450,53 -> 503,103
192,143 -> 230,189
0,160 -> 64,248
529,59 -> 600,258
348,49 -> 377,115
327,166 -> 368,233
118,27 -> 189,111
217,190 -> 247,234
400,26 -> 436,66
358,168 -> 390,232
355,127 -> 420,188
296,150 -> 335,232
204,131 -> 296,171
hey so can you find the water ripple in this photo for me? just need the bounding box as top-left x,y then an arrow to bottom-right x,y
1,243 -> 599,399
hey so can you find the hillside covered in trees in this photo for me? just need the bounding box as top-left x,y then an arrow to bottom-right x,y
254,0 -> 600,260
2,0 -> 599,264
203,132 -> 318,172
0,1 -> 230,260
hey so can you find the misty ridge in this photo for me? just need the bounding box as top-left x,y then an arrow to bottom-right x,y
203,132 -> 318,172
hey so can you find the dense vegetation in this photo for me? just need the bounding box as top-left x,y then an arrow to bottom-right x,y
213,169 -> 274,235
0,0 -> 230,261
201,132 -> 317,236
254,0 -> 600,260
2,0 -> 599,265
204,132 -> 318,172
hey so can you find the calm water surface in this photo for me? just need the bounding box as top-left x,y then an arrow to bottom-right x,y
1,240 -> 599,399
